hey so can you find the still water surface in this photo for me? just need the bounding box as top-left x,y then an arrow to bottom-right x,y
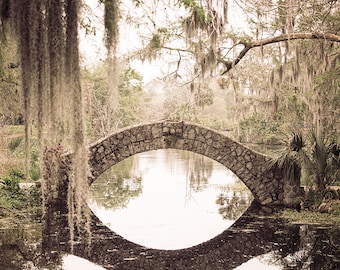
0,149 -> 339,269
89,149 -> 253,250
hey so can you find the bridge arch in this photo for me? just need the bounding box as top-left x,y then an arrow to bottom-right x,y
87,121 -> 299,206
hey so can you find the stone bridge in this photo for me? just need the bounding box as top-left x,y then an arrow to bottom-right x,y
41,120 -> 303,269
87,120 -> 300,206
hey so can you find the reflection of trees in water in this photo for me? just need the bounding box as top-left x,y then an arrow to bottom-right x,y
280,225 -> 317,269
255,223 -> 340,270
165,149 -> 213,192
0,225 -> 60,269
278,225 -> 340,269
89,156 -> 142,209
162,149 -> 214,203
186,152 -> 212,191
181,150 -> 213,204
216,183 -> 253,220
216,192 -> 253,220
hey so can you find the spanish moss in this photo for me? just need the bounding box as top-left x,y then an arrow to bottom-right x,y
0,0 -> 91,249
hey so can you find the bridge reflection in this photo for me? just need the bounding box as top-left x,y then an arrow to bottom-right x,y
42,201 -> 339,270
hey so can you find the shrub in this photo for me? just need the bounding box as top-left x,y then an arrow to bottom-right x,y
8,137 -> 23,152
2,168 -> 24,192
0,168 -> 26,209
303,190 -> 323,210
29,164 -> 41,181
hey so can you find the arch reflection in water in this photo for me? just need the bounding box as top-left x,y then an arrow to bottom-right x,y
41,201 -> 340,270
89,149 -> 253,250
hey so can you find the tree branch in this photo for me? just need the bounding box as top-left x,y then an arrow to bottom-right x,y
221,32 -> 340,75
163,46 -> 193,53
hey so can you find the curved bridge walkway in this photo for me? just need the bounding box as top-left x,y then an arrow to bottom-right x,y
87,120 -> 300,206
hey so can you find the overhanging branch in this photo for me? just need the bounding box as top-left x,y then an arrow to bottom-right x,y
221,32 -> 340,75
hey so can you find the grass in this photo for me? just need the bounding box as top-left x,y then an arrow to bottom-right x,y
1,125 -> 25,135
0,125 -> 25,176
0,125 -> 40,180
280,201 -> 340,227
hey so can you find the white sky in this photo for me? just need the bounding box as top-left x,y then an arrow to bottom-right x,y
80,0 -> 250,83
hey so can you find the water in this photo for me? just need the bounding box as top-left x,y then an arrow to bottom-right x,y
89,149 -> 253,250
0,149 -> 339,269
1,204 -> 339,269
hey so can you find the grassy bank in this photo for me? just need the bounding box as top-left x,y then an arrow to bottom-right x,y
280,200 -> 340,227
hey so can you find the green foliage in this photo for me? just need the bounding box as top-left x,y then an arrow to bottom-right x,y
272,131 -> 340,196
179,0 -> 206,27
284,93 -> 309,124
8,136 -> 23,152
0,167 -> 41,212
192,5 -> 206,26
84,65 -> 150,136
149,33 -> 162,49
118,68 -> 150,127
144,29 -> 168,60
29,164 -> 40,182
29,147 -> 40,182
7,135 -> 41,181
281,207 -> 340,226
0,168 -> 25,209
90,157 -> 142,209
303,190 -> 323,210
2,168 -> 24,192
330,200 -> 340,216
238,113 -> 282,144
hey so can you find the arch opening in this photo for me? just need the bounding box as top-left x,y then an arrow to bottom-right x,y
89,149 -> 253,250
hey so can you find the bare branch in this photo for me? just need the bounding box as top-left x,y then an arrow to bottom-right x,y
162,46 -> 193,53
221,32 -> 340,75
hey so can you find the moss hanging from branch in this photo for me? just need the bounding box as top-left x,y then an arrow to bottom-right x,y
100,0 -> 120,133
65,0 -> 92,249
1,0 -> 91,250
180,0 -> 228,76
101,0 -> 119,50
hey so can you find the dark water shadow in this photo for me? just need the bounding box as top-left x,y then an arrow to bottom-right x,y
42,201 -> 340,270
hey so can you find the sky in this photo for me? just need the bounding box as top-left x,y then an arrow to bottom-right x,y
80,0 -> 250,83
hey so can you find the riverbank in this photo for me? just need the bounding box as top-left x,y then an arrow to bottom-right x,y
2,199 -> 339,228
279,201 -> 340,227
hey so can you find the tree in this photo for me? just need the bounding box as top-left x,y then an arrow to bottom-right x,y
116,0 -> 339,145
0,36 -> 22,125
83,64 -> 150,138
0,0 -> 338,239
0,0 -> 120,248
220,33 -> 340,75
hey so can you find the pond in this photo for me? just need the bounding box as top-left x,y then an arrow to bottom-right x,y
0,149 -> 339,269
88,149 -> 253,250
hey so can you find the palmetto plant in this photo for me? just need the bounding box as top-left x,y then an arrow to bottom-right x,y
272,131 -> 339,192
309,133 -> 340,190
270,132 -> 304,185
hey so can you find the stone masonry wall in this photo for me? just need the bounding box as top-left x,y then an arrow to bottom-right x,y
86,120 -> 300,206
